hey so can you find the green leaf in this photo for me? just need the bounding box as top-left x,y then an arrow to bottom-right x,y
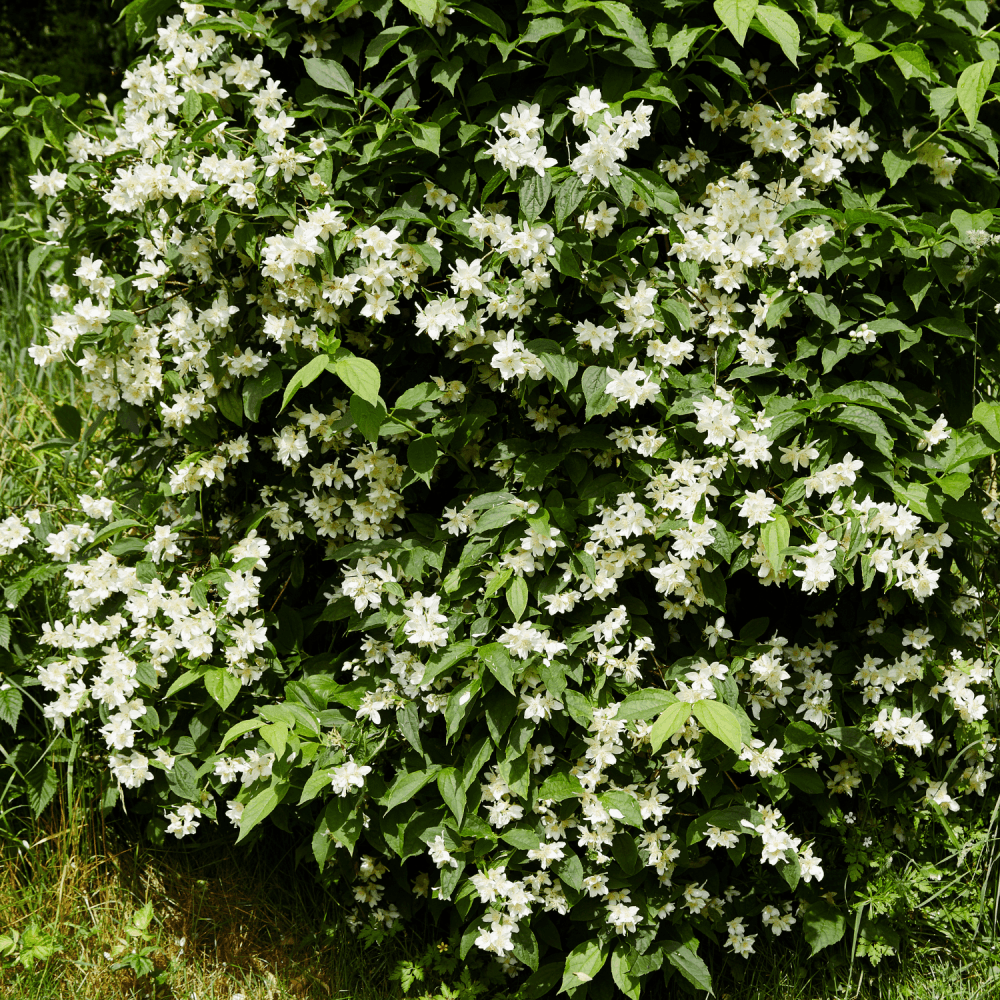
0,686 -> 22,728
86,518 -> 145,548
957,60 -> 997,127
243,363 -> 283,422
802,900 -> 847,956
406,436 -> 439,485
260,722 -> 288,759
581,366 -> 613,420
882,148 -> 915,187
649,702 -> 693,754
217,718 -> 264,752
932,471 -> 971,500
27,763 -> 58,818
760,513 -> 790,573
280,354 -> 331,414
944,428 -> 1000,472
52,404 -> 82,441
333,355 -> 380,405
691,700 -> 742,754
521,16 -> 565,45
539,770 -> 585,802
437,768 -> 465,824
455,1 -> 506,37
554,175 -> 587,229
506,575 -> 528,621
973,401 -> 1000,443
303,57 -> 355,97
554,851 -> 584,891
412,122 -> 441,156
611,946 -> 641,1000
520,171 -> 552,222
552,239 -> 581,279
0,70 -> 34,87
659,24 -> 709,64
891,42 -> 932,80
714,0 -> 759,45
480,641 -> 516,694
617,688 -> 679,720
204,668 -> 241,711
381,766 -> 440,812
836,405 -> 893,456
560,939 -> 606,995
364,25 -> 411,68
928,85 -> 956,120
350,394 -> 386,443
431,56 -> 463,95
599,790 -> 644,829
394,382 -> 442,409
777,848 -> 801,890
538,350 -> 578,391
501,827 -> 542,850
596,2 -> 656,66
662,941 -> 713,994
753,5 -> 799,65
236,784 -> 283,842
421,640 -> 477,686
521,963 -> 563,1000
217,386 -> 243,427
951,208 -> 994,243
399,0 -> 438,22
26,135 -> 46,163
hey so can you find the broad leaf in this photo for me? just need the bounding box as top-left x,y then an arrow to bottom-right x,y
302,57 -> 355,97
753,5 -> 799,65
333,355 -> 380,405
691,700 -> 743,754
802,900 -> 847,955
280,354 -> 331,414
957,60 -> 997,126
649,702 -> 693,753
714,0 -> 759,45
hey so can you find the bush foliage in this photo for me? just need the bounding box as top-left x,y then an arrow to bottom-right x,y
3,0 -> 1000,994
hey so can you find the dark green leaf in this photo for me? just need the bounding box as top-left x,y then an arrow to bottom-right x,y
303,57 -> 355,97
243,363 -> 283,422
802,901 -> 847,956
350,394 -> 386,442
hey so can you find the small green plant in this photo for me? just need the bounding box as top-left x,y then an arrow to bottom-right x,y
391,939 -> 494,1000
0,921 -> 61,970
106,900 -> 158,979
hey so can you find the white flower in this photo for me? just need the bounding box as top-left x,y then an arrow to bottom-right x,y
527,841 -> 566,869
428,835 -> 459,869
568,86 -> 609,125
739,490 -> 776,526
607,900 -> 641,934
330,758 -> 372,796
605,360 -> 660,408
164,803 -> 201,839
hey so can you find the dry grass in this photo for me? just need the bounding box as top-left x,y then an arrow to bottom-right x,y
0,803 -> 410,1000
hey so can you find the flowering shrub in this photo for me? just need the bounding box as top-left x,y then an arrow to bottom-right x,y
3,0 -> 1000,993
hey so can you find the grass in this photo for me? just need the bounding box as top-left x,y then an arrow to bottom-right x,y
0,798 -> 414,1000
